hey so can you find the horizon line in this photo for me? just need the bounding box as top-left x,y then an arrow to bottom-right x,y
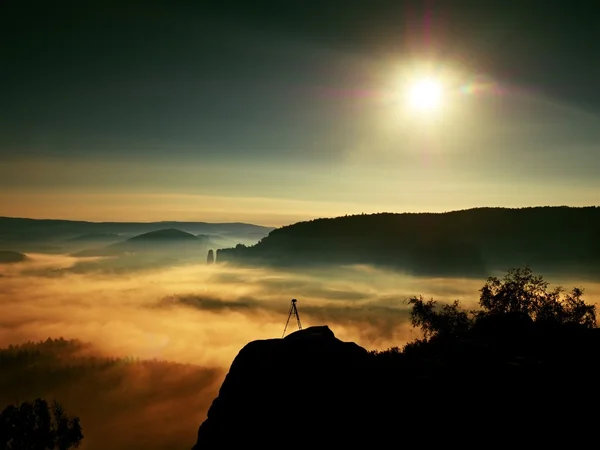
1,204 -> 599,228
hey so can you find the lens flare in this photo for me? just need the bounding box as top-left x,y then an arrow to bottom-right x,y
407,78 -> 443,111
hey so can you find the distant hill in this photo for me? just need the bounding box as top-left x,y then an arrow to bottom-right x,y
125,228 -> 199,242
216,206 -> 600,279
0,217 -> 274,253
62,233 -> 124,253
0,217 -> 274,237
0,250 -> 27,264
73,228 -> 213,259
65,233 -> 122,242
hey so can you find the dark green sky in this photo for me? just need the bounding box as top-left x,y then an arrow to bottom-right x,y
1,1 -> 599,225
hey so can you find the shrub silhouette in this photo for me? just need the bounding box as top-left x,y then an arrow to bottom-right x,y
404,266 -> 597,349
0,398 -> 83,449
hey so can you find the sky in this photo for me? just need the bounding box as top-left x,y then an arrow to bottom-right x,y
1,0 -> 599,226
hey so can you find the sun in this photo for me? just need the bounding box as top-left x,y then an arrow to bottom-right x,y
407,77 -> 443,111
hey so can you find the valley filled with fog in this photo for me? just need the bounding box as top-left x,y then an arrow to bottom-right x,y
2,248 -> 599,449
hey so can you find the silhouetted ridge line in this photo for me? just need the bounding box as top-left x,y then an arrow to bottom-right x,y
216,206 -> 600,279
0,217 -> 275,252
65,233 -> 121,242
125,228 -> 198,241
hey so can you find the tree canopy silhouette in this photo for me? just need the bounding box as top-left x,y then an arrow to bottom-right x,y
480,267 -> 596,327
0,398 -> 83,450
405,267 -> 597,348
407,298 -> 473,340
216,207 -> 600,279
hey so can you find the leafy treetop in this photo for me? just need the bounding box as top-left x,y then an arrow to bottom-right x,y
406,267 -> 596,348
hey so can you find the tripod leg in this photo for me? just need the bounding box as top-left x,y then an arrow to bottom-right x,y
282,303 -> 293,337
293,303 -> 302,330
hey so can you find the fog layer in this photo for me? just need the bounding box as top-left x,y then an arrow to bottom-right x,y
2,254 -> 598,449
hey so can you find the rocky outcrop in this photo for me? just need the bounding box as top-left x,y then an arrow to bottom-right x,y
193,326 -> 371,448
193,324 -> 600,448
206,249 -> 214,265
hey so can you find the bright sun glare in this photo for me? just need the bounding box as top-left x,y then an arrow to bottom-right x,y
407,78 -> 443,111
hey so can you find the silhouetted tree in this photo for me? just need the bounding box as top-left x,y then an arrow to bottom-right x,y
406,296 -> 474,341
400,267 -> 597,353
479,267 -> 596,327
0,398 -> 83,449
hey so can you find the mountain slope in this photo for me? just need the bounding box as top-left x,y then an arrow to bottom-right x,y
73,228 -> 209,257
124,228 -> 199,242
216,206 -> 600,278
0,217 -> 274,236
65,233 -> 122,242
0,217 -> 274,253
0,338 -> 222,450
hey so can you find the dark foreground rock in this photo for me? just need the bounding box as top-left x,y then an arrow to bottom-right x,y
193,324 -> 600,448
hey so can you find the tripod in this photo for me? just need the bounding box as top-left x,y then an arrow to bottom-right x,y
282,299 -> 302,337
